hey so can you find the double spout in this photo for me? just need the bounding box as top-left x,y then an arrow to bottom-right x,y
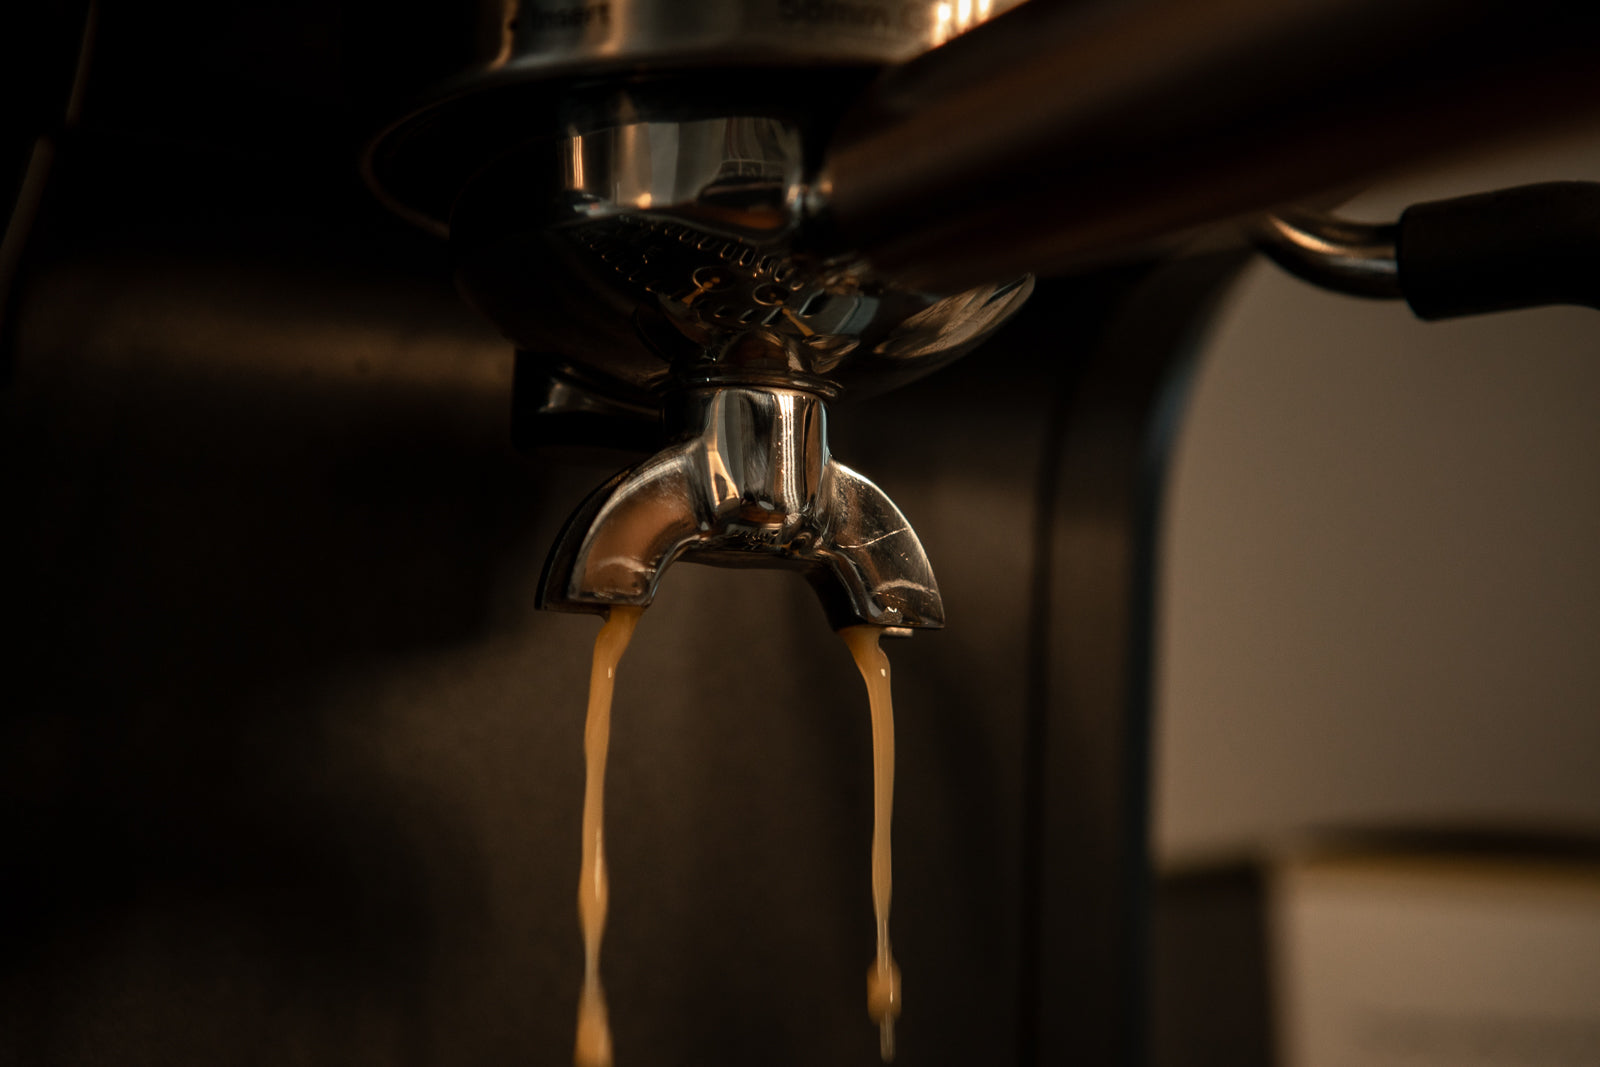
538,385 -> 943,630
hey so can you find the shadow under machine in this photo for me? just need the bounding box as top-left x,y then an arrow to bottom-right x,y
5,1 -> 1600,1065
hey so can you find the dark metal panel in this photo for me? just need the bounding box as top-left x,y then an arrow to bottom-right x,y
0,227 -> 1056,1066
1025,254 -> 1247,1066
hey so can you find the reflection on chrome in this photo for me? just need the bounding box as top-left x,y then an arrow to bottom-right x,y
539,386 -> 945,630
934,0 -> 1008,45
451,97 -> 1031,628
457,112 -> 1032,402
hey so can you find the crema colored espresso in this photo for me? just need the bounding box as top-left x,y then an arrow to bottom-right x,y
840,624 -> 904,1061
571,607 -> 902,1064
575,605 -> 643,1067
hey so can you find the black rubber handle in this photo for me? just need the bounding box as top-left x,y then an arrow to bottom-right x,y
1397,181 -> 1600,320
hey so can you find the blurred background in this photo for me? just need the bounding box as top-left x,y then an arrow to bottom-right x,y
1157,136 -> 1600,868
1154,136 -> 1600,1067
3,3 -> 1597,1066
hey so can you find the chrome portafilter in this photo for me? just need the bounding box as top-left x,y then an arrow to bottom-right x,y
355,1 -> 1043,629
436,85 -> 1032,629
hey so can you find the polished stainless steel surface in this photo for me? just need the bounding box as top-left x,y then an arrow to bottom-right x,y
455,108 -> 1034,400
364,0 -> 1027,235
539,384 -> 943,628
494,0 -> 961,77
1255,209 -> 1402,299
447,96 -> 1030,628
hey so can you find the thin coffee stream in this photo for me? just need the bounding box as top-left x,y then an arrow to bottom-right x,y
840,624 -> 904,1061
572,607 -> 902,1065
575,605 -> 643,1067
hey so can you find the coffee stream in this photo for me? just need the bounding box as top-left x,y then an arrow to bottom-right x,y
572,607 -> 901,1065
575,605 -> 643,1067
841,625 -> 904,1062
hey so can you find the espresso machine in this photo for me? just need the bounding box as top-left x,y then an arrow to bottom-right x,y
4,2 -> 1598,1065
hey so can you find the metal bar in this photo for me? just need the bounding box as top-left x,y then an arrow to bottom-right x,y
1255,210 -> 1401,299
818,0 -> 1600,292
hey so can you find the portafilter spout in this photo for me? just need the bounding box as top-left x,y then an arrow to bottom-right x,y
538,384 -> 941,630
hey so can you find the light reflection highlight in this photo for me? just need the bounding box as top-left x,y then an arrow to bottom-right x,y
933,0 -> 1007,45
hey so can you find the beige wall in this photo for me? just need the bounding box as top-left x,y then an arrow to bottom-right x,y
1155,126 -> 1600,866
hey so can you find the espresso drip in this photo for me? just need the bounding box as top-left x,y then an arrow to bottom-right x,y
575,605 -> 643,1067
841,625 -> 903,1061
570,610 -> 903,1064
